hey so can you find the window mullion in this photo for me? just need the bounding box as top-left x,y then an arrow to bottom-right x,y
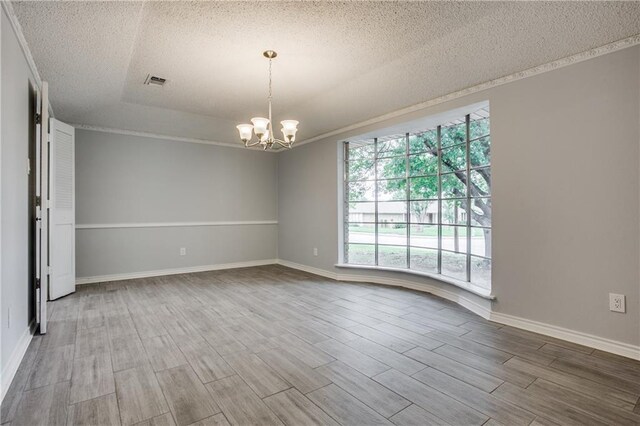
374,138 -> 379,266
405,133 -> 410,269
465,114 -> 472,282
437,125 -> 442,275
344,142 -> 350,263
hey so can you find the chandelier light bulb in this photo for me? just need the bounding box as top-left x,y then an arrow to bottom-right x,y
281,120 -> 298,132
251,117 -> 270,138
236,124 -> 253,142
281,120 -> 298,142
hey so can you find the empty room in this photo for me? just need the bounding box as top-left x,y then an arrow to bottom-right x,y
1,1 -> 640,425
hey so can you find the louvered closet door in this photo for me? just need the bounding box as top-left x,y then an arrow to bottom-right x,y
49,119 -> 76,300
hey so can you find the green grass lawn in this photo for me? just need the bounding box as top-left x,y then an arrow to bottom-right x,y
345,243 -> 491,288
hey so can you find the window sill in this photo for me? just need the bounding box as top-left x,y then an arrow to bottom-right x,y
334,263 -> 495,300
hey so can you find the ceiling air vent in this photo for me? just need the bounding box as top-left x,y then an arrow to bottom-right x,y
144,74 -> 166,86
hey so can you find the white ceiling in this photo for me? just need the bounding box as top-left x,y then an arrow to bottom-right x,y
12,1 -> 640,145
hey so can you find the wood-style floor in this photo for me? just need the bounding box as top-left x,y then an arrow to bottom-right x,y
2,265 -> 639,426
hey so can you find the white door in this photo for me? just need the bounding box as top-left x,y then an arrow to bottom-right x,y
49,118 -> 75,300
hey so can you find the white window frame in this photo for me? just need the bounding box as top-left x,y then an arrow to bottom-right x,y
336,103 -> 493,299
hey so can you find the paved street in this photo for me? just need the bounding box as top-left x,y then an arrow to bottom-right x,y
349,231 -> 488,257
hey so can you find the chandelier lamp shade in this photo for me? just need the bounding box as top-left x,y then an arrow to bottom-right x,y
236,50 -> 299,150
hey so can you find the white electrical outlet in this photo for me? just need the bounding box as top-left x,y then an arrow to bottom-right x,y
609,293 -> 626,313
313,247 -> 318,256
180,247 -> 187,256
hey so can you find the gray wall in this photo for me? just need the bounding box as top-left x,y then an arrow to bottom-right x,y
75,130 -> 278,279
1,9 -> 38,384
278,46 -> 640,346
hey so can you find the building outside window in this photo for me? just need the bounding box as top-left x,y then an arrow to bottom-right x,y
342,106 -> 491,291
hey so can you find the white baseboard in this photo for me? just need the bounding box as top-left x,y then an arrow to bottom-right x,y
275,259 -> 491,320
1,322 -> 34,403
276,259 -> 339,280
276,259 -> 640,361
76,259 -> 278,285
490,312 -> 640,361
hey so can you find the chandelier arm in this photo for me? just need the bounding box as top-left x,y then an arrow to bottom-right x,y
244,140 -> 262,148
274,139 -> 292,149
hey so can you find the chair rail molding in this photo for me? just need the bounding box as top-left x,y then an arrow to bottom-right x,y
76,220 -> 278,229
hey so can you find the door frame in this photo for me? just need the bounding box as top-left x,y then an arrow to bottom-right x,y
28,80 -> 38,329
36,81 -> 50,333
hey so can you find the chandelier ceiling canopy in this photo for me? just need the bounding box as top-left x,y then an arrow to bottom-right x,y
236,50 -> 298,150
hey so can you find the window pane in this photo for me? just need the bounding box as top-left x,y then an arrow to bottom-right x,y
347,202 -> 375,223
377,137 -> 406,158
470,117 -> 490,140
347,223 -> 375,244
441,226 -> 467,253
470,167 -> 490,196
409,130 -> 437,153
346,244 -> 375,265
378,223 -> 407,246
441,173 -> 466,199
441,199 -> 467,225
470,197 -> 491,227
471,227 -> 491,258
441,121 -> 466,147
409,225 -> 438,249
471,256 -> 491,289
410,247 -> 438,273
378,245 -> 407,269
346,158 -> 375,181
347,142 -> 374,160
441,251 -> 467,281
348,180 -> 374,201
409,152 -> 438,176
470,136 -> 490,167
441,144 -> 467,172
378,179 -> 406,201
410,176 -> 438,200
377,157 -> 406,179
378,200 -> 407,216
409,200 -> 438,223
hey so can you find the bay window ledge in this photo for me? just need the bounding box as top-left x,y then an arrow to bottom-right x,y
334,263 -> 495,300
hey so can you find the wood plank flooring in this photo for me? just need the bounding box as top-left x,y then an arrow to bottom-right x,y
2,265 -> 639,426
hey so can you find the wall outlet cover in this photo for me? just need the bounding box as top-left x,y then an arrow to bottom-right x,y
609,293 -> 626,313
180,248 -> 187,256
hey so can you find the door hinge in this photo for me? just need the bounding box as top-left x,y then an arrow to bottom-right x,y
35,113 -> 41,124
47,266 -> 52,275
35,195 -> 41,207
35,278 -> 41,290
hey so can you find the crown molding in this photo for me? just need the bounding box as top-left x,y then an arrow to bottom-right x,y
2,0 -> 56,117
292,34 -> 640,149
71,124 -> 277,152
1,1 -> 41,87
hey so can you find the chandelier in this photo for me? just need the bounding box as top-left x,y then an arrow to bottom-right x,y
236,50 -> 299,150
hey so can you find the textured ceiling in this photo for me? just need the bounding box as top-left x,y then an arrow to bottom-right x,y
12,1 -> 640,145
